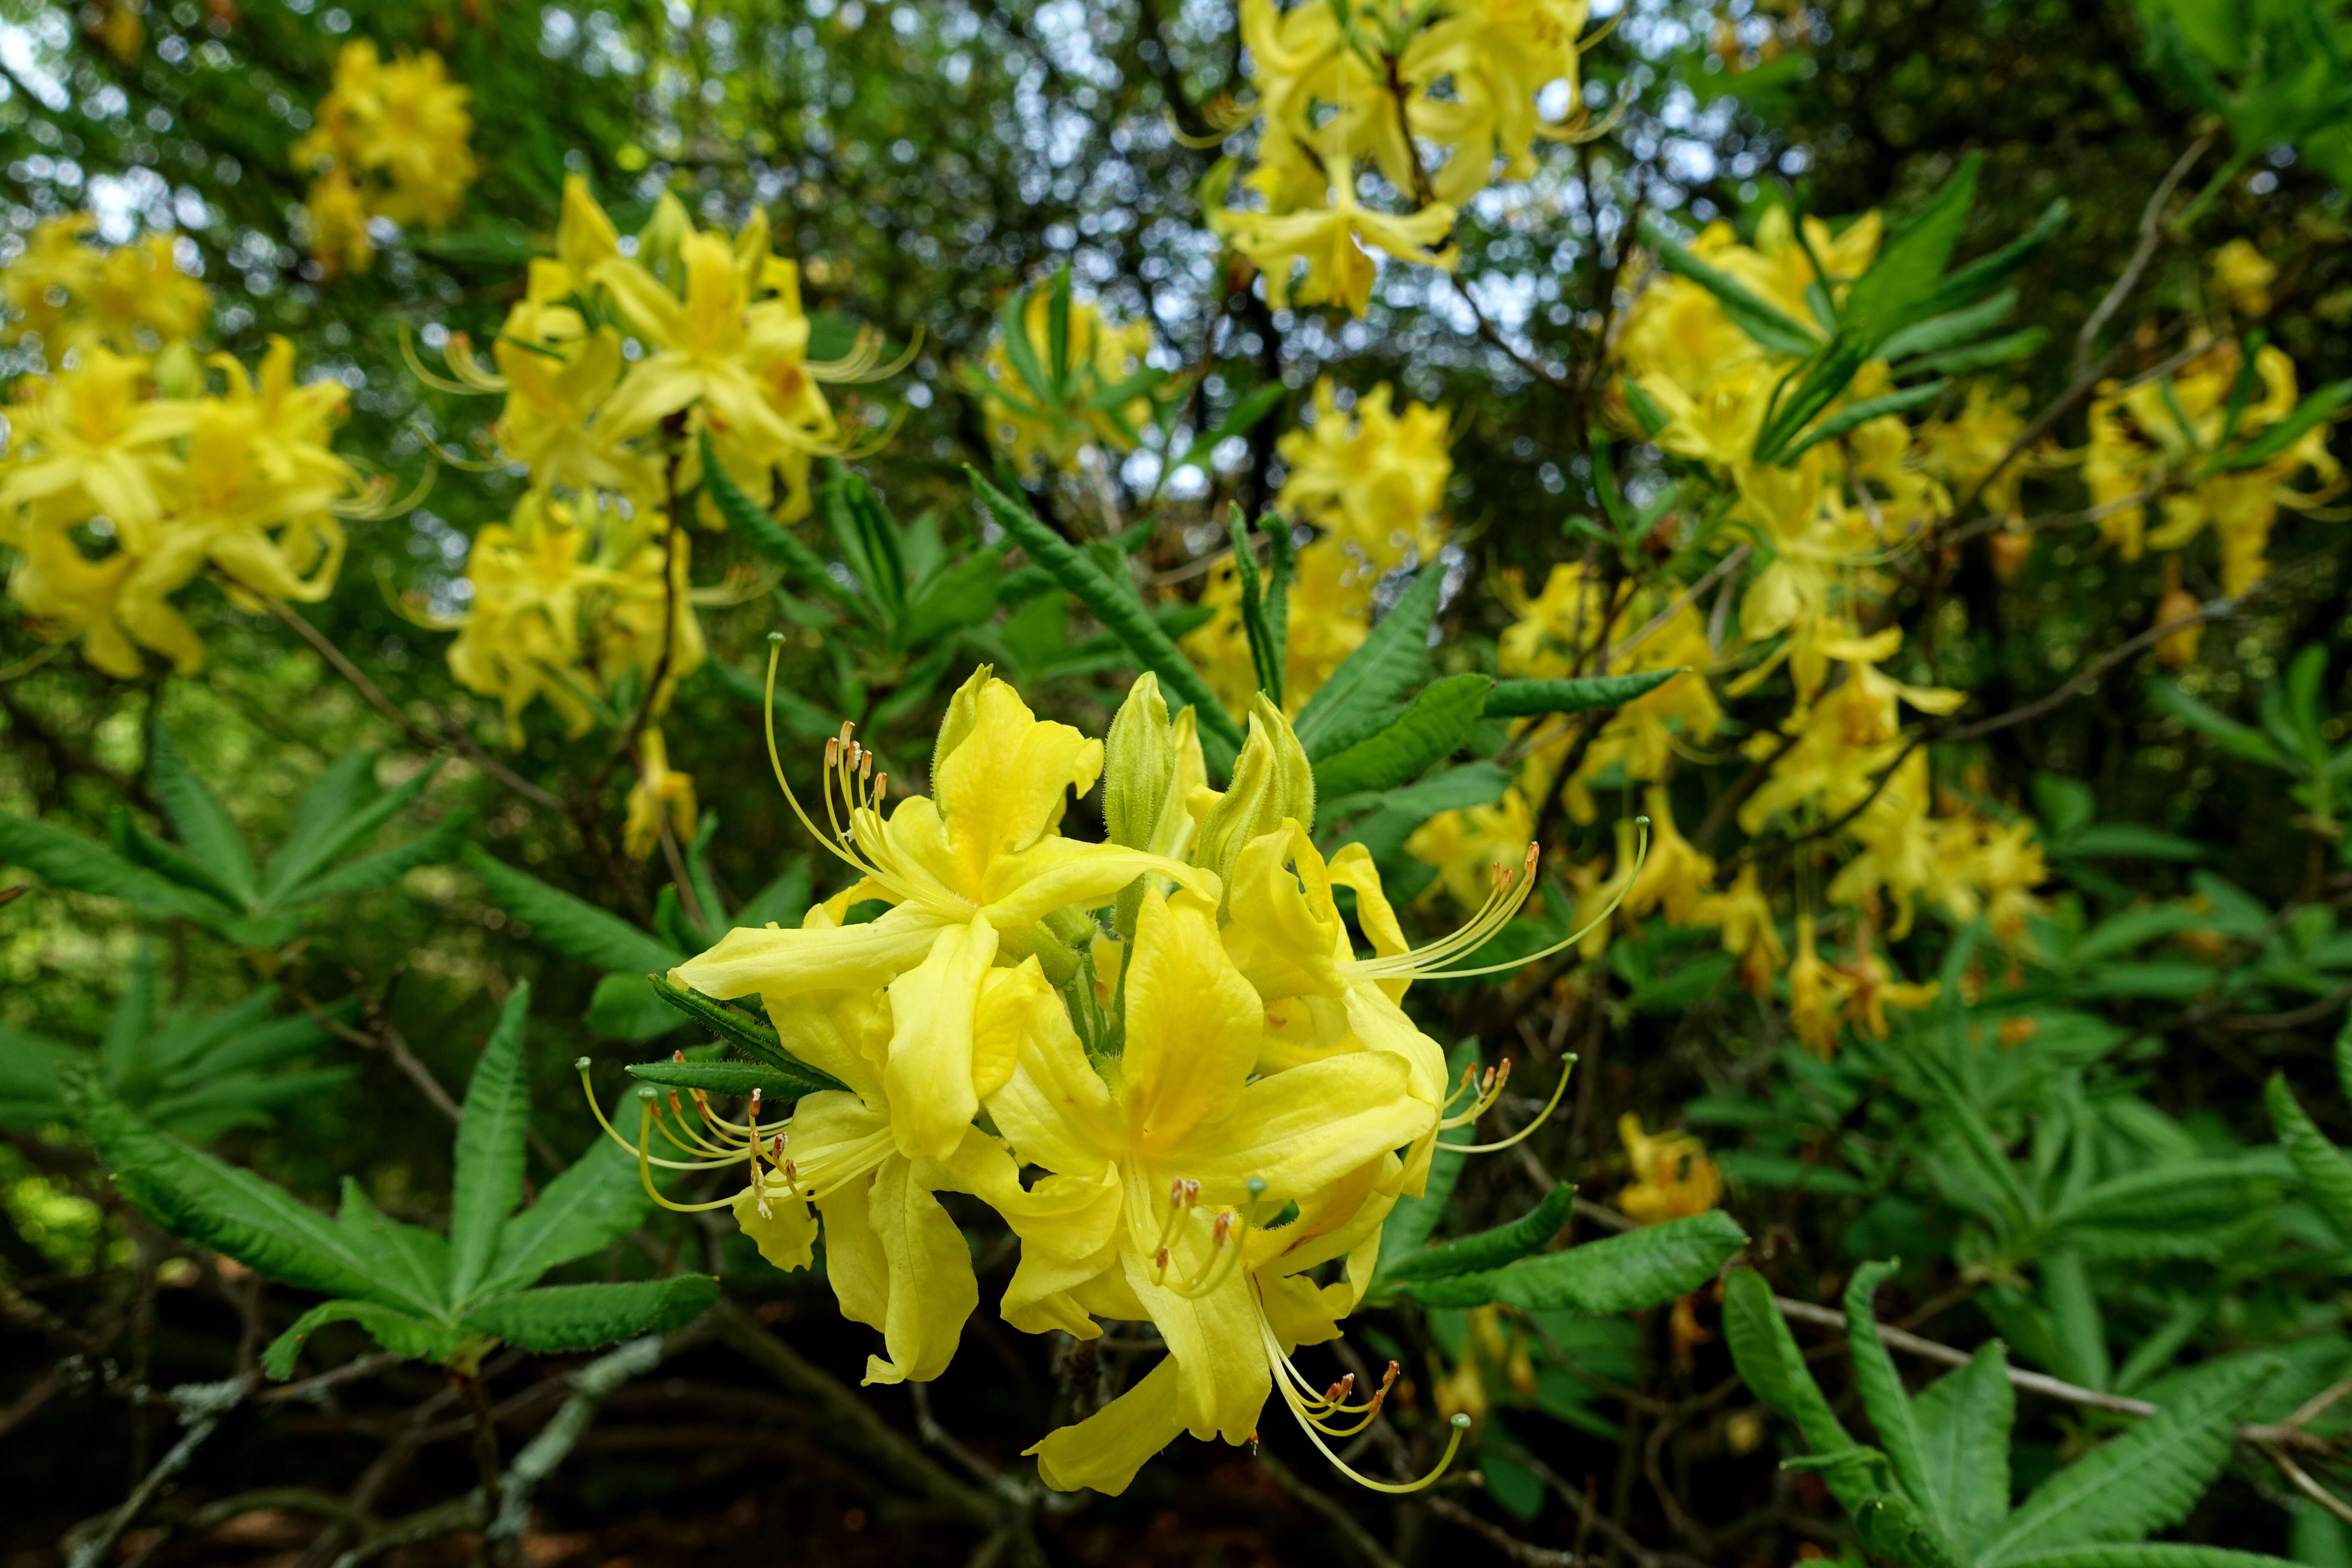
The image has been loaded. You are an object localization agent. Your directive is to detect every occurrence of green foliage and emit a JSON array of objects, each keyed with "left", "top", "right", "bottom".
[
  {"left": 1, "top": 728, "right": 465, "bottom": 948},
  {"left": 69, "top": 985, "right": 708, "bottom": 1377},
  {"left": 1726, "top": 1265, "right": 2292, "bottom": 1567}
]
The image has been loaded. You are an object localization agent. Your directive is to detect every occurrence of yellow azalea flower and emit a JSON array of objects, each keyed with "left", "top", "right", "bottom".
[
  {"left": 292, "top": 41, "right": 478, "bottom": 261},
  {"left": 983, "top": 884, "right": 1434, "bottom": 1485},
  {"left": 976, "top": 286, "right": 1158, "bottom": 473},
  {"left": 1838, "top": 923, "right": 1938, "bottom": 1039},
  {"left": 1623, "top": 786, "right": 1714, "bottom": 925},
  {"left": 1225, "top": 186, "right": 1459, "bottom": 317},
  {"left": 619, "top": 919, "right": 1043, "bottom": 1386},
  {"left": 1787, "top": 914, "right": 1853, "bottom": 1058},
  {"left": 0, "top": 218, "right": 211, "bottom": 354},
  {"left": 1021, "top": 1145, "right": 1441, "bottom": 1495},
  {"left": 1690, "top": 864, "right": 1785, "bottom": 993},
  {"left": 0, "top": 347, "right": 194, "bottom": 539},
  {"left": 1276, "top": 379, "right": 1453, "bottom": 573},
  {"left": 1914, "top": 382, "right": 2034, "bottom": 521},
  {"left": 674, "top": 669, "right": 1213, "bottom": 1160},
  {"left": 1616, "top": 1114, "right": 1723, "bottom": 1224},
  {"left": 2210, "top": 238, "right": 2277, "bottom": 318},
  {"left": 622, "top": 728, "right": 698, "bottom": 861},
  {"left": 435, "top": 493, "right": 706, "bottom": 744}
]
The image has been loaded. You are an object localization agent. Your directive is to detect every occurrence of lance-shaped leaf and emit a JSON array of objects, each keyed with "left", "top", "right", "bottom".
[
  {"left": 626, "top": 1058, "right": 836, "bottom": 1101},
  {"left": 290, "top": 809, "right": 473, "bottom": 903},
  {"left": 481, "top": 1123, "right": 659, "bottom": 1298},
  {"left": 108, "top": 809, "right": 249, "bottom": 913},
  {"left": 1980, "top": 1356, "right": 2279, "bottom": 1565},
  {"left": 2267, "top": 1069, "right": 2352, "bottom": 1245},
  {"left": 69, "top": 1069, "right": 413, "bottom": 1309},
  {"left": 1484, "top": 670, "right": 1682, "bottom": 720},
  {"left": 1879, "top": 288, "right": 2020, "bottom": 364},
  {"left": 1294, "top": 566, "right": 1446, "bottom": 759},
  {"left": 1779, "top": 379, "right": 1951, "bottom": 462},
  {"left": 1378, "top": 1185, "right": 1575, "bottom": 1285},
  {"left": 448, "top": 986, "right": 534, "bottom": 1305},
  {"left": 464, "top": 1277, "right": 718, "bottom": 1351},
  {"left": 0, "top": 810, "right": 221, "bottom": 921},
  {"left": 334, "top": 1177, "right": 450, "bottom": 1314},
  {"left": 1390, "top": 1210, "right": 1745, "bottom": 1311},
  {"left": 1918, "top": 197, "right": 2067, "bottom": 318},
  {"left": 1310, "top": 674, "right": 1494, "bottom": 805},
  {"left": 1319, "top": 761, "right": 1515, "bottom": 827},
  {"left": 968, "top": 469, "right": 1243, "bottom": 763},
  {"left": 464, "top": 848, "right": 683, "bottom": 974},
  {"left": 1911, "top": 1341, "right": 2014, "bottom": 1546},
  {"left": 1844, "top": 1260, "right": 1963, "bottom": 1557},
  {"left": 263, "top": 1300, "right": 470, "bottom": 1378},
  {"left": 255, "top": 758, "right": 447, "bottom": 908},
  {"left": 1840, "top": 153, "right": 1982, "bottom": 342},
  {"left": 1722, "top": 1268, "right": 1874, "bottom": 1511},
  {"left": 2216, "top": 379, "right": 2352, "bottom": 475},
  {"left": 646, "top": 977, "right": 848, "bottom": 1096},
  {"left": 148, "top": 722, "right": 256, "bottom": 905}
]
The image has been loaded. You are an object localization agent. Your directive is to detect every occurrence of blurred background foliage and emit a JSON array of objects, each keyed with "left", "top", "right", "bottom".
[{"left": 3, "top": 0, "right": 2352, "bottom": 1563}]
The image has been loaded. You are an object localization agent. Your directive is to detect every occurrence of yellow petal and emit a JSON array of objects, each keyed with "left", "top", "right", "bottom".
[
  {"left": 730, "top": 1179, "right": 816, "bottom": 1272},
  {"left": 971, "top": 956, "right": 1053, "bottom": 1101},
  {"left": 671, "top": 904, "right": 943, "bottom": 1003},
  {"left": 1124, "top": 1245, "right": 1267, "bottom": 1442},
  {"left": 860, "top": 1156, "right": 980, "bottom": 1385},
  {"left": 988, "top": 1001, "right": 1120, "bottom": 1174},
  {"left": 1028, "top": 1356, "right": 1187, "bottom": 1495},
  {"left": 1184, "top": 1051, "right": 1428, "bottom": 1205},
  {"left": 1121, "top": 887, "right": 1263, "bottom": 1154},
  {"left": 882, "top": 915, "right": 1001, "bottom": 1160}
]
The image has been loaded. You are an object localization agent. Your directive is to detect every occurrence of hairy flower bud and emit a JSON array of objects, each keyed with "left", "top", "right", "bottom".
[
  {"left": 1104, "top": 673, "right": 1204, "bottom": 854},
  {"left": 1195, "top": 694, "right": 1315, "bottom": 906}
]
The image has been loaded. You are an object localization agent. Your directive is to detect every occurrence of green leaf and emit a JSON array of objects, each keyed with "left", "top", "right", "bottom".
[
  {"left": 1319, "top": 761, "right": 1515, "bottom": 825},
  {"left": 1841, "top": 153, "right": 1982, "bottom": 342},
  {"left": 0, "top": 810, "right": 220, "bottom": 920},
  {"left": 1170, "top": 382, "right": 1286, "bottom": 473},
  {"left": 2217, "top": 379, "right": 2352, "bottom": 474},
  {"left": 1981, "top": 1356, "right": 2280, "bottom": 1565},
  {"left": 1778, "top": 379, "right": 1951, "bottom": 462},
  {"left": 258, "top": 754, "right": 378, "bottom": 903},
  {"left": 481, "top": 1125, "right": 655, "bottom": 1297},
  {"left": 335, "top": 1177, "right": 450, "bottom": 1315},
  {"left": 1844, "top": 1259, "right": 1960, "bottom": 1553},
  {"left": 1721, "top": 1268, "right": 1872, "bottom": 1509},
  {"left": 464, "top": 847, "right": 683, "bottom": 975},
  {"left": 1878, "top": 288, "right": 2019, "bottom": 363},
  {"left": 263, "top": 1299, "right": 468, "bottom": 1378},
  {"left": 647, "top": 977, "right": 848, "bottom": 1094},
  {"left": 99, "top": 942, "right": 160, "bottom": 1090},
  {"left": 2269, "top": 1071, "right": 2352, "bottom": 1243},
  {"left": 1376, "top": 1152, "right": 1466, "bottom": 1278},
  {"left": 1483, "top": 670, "right": 1682, "bottom": 719},
  {"left": 2044, "top": 1249, "right": 2113, "bottom": 1391},
  {"left": 1639, "top": 217, "right": 1824, "bottom": 355},
  {"left": 2049, "top": 1159, "right": 2277, "bottom": 1258},
  {"left": 588, "top": 972, "right": 690, "bottom": 1041},
  {"left": 2061, "top": 825, "right": 2204, "bottom": 861},
  {"left": 2149, "top": 682, "right": 2285, "bottom": 766},
  {"left": 1919, "top": 198, "right": 2067, "bottom": 317},
  {"left": 71, "top": 1070, "right": 404, "bottom": 1307},
  {"left": 1907, "top": 328, "right": 2052, "bottom": 377},
  {"left": 107, "top": 810, "right": 250, "bottom": 914},
  {"left": 1855, "top": 1491, "right": 1969, "bottom": 1568},
  {"left": 1754, "top": 334, "right": 1875, "bottom": 463},
  {"left": 968, "top": 469, "right": 1243, "bottom": 763},
  {"left": 1393, "top": 1210, "right": 1746, "bottom": 1312},
  {"left": 1381, "top": 1185, "right": 1574, "bottom": 1285},
  {"left": 1294, "top": 566, "right": 1446, "bottom": 759},
  {"left": 897, "top": 545, "right": 1004, "bottom": 648},
  {"left": 286, "top": 809, "right": 472, "bottom": 903},
  {"left": 255, "top": 760, "right": 444, "bottom": 909},
  {"left": 447, "top": 986, "right": 533, "bottom": 1305},
  {"left": 463, "top": 1276, "right": 718, "bottom": 1351},
  {"left": 2000, "top": 1550, "right": 2301, "bottom": 1568},
  {"left": 1911, "top": 1342, "right": 2015, "bottom": 1547},
  {"left": 701, "top": 433, "right": 873, "bottom": 623},
  {"left": 0, "top": 1025, "right": 83, "bottom": 1126},
  {"left": 1310, "top": 674, "right": 1494, "bottom": 804},
  {"left": 148, "top": 722, "right": 255, "bottom": 904}
]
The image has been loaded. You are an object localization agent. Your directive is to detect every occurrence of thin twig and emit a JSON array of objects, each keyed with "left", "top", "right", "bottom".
[
  {"left": 1427, "top": 1495, "right": 1593, "bottom": 1566},
  {"left": 1257, "top": 1448, "right": 1404, "bottom": 1568},
  {"left": 2075, "top": 133, "right": 2215, "bottom": 380},
  {"left": 1605, "top": 546, "right": 1753, "bottom": 670}
]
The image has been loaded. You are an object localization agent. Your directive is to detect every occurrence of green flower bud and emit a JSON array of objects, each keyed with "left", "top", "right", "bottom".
[
  {"left": 153, "top": 340, "right": 202, "bottom": 400},
  {"left": 1104, "top": 673, "right": 1208, "bottom": 857},
  {"left": 1195, "top": 693, "right": 1314, "bottom": 907},
  {"left": 635, "top": 190, "right": 694, "bottom": 283}
]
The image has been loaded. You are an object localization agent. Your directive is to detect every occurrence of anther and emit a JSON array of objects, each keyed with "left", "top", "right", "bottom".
[{"left": 1210, "top": 1210, "right": 1234, "bottom": 1248}]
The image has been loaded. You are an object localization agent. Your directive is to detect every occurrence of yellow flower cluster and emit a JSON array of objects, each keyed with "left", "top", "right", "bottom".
[
  {"left": 415, "top": 179, "right": 887, "bottom": 842},
  {"left": 623, "top": 670, "right": 1611, "bottom": 1494},
  {"left": 1405, "top": 207, "right": 2078, "bottom": 1052},
  {"left": 2086, "top": 331, "right": 2343, "bottom": 595},
  {"left": 0, "top": 230, "right": 364, "bottom": 678},
  {"left": 294, "top": 40, "right": 480, "bottom": 279},
  {"left": 1215, "top": 0, "right": 1593, "bottom": 314},
  {"left": 975, "top": 288, "right": 1157, "bottom": 474},
  {"left": 1187, "top": 378, "right": 1453, "bottom": 715},
  {"left": 0, "top": 216, "right": 211, "bottom": 356}
]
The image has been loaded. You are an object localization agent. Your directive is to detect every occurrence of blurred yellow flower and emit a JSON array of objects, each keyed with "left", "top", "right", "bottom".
[{"left": 1617, "top": 1114, "right": 1723, "bottom": 1224}]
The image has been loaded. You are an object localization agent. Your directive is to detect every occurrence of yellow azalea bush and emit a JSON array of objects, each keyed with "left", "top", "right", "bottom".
[{"left": 294, "top": 41, "right": 481, "bottom": 279}]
